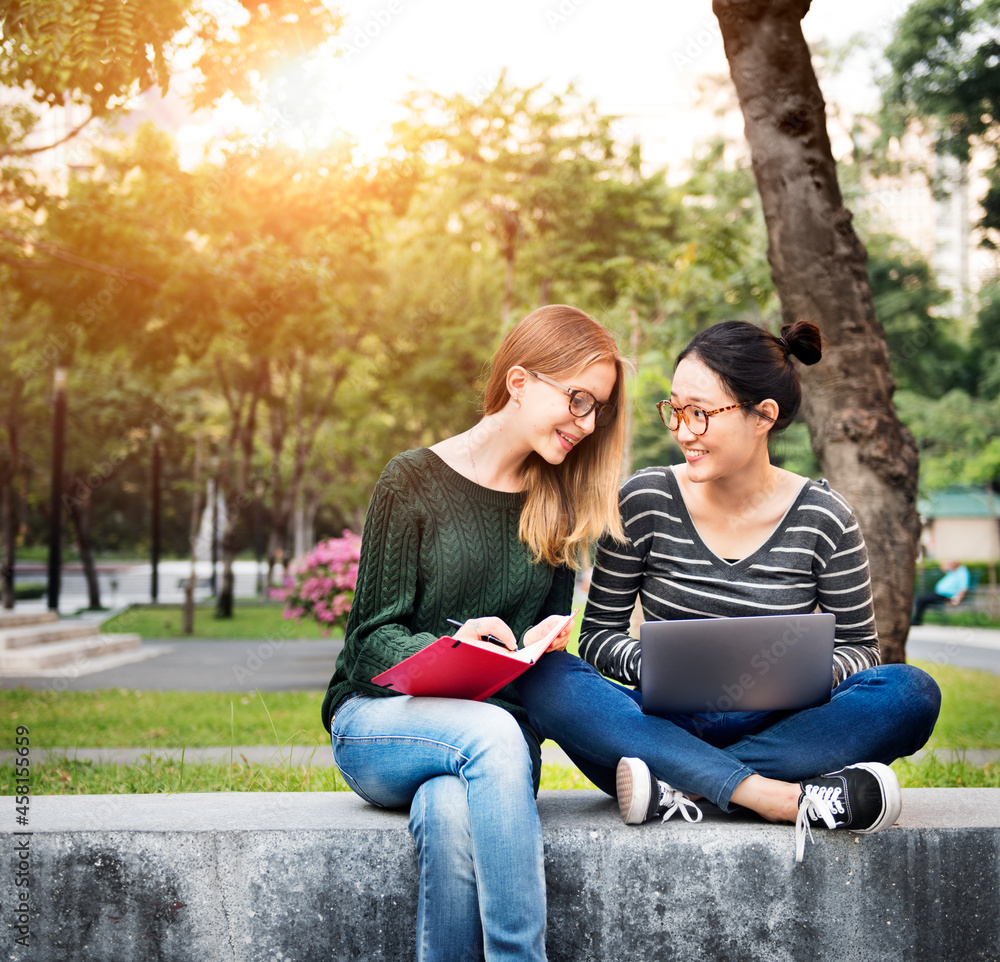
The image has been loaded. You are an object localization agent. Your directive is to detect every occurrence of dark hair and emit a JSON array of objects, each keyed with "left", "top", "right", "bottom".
[{"left": 675, "top": 320, "right": 822, "bottom": 432}]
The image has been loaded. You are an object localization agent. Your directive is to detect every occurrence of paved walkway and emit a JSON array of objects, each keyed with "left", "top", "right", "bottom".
[
  {"left": 905, "top": 623, "right": 1000, "bottom": 674},
  {"left": 3, "top": 623, "right": 998, "bottom": 692},
  {"left": 0, "top": 637, "right": 345, "bottom": 691}
]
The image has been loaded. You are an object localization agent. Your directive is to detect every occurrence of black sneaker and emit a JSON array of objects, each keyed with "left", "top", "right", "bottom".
[
  {"left": 616, "top": 757, "right": 702, "bottom": 825},
  {"left": 794, "top": 762, "right": 902, "bottom": 861}
]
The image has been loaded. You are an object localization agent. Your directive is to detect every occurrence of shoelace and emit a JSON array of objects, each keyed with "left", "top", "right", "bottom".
[
  {"left": 794, "top": 793, "right": 837, "bottom": 862},
  {"left": 660, "top": 787, "right": 703, "bottom": 824}
]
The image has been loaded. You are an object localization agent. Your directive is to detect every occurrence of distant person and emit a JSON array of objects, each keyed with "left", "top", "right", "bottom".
[
  {"left": 321, "top": 305, "right": 629, "bottom": 961},
  {"left": 912, "top": 560, "right": 971, "bottom": 625}
]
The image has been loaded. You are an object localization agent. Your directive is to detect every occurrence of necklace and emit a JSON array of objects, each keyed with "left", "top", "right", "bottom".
[{"left": 468, "top": 431, "right": 481, "bottom": 485}]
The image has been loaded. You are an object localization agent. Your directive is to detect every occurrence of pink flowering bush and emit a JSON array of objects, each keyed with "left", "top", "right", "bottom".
[{"left": 271, "top": 530, "right": 362, "bottom": 635}]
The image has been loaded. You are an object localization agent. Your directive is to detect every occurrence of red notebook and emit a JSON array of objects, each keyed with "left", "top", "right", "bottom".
[{"left": 371, "top": 611, "right": 578, "bottom": 701}]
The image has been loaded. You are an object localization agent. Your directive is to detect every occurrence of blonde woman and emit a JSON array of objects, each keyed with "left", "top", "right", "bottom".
[{"left": 321, "top": 305, "right": 628, "bottom": 962}]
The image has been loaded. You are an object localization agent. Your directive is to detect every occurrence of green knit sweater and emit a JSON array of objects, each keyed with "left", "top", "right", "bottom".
[{"left": 321, "top": 448, "right": 575, "bottom": 744}]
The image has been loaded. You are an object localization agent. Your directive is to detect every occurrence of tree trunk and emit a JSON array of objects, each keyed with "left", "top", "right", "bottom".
[
  {"left": 183, "top": 434, "right": 204, "bottom": 635},
  {"left": 216, "top": 522, "right": 236, "bottom": 619},
  {"left": 65, "top": 482, "right": 102, "bottom": 610},
  {"left": 293, "top": 489, "right": 307, "bottom": 560},
  {"left": 214, "top": 355, "right": 267, "bottom": 619},
  {"left": 1, "top": 474, "right": 14, "bottom": 610},
  {"left": 713, "top": 0, "right": 920, "bottom": 663},
  {"left": 1, "top": 380, "right": 20, "bottom": 609}
]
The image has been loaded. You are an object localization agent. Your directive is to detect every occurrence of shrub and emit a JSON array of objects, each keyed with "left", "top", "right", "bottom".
[
  {"left": 272, "top": 531, "right": 362, "bottom": 635},
  {"left": 15, "top": 582, "right": 46, "bottom": 600}
]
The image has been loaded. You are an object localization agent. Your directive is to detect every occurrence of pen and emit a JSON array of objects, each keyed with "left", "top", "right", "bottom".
[{"left": 446, "top": 618, "right": 507, "bottom": 648}]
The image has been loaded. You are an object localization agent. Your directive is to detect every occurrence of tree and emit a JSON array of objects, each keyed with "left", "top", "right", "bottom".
[
  {"left": 969, "top": 279, "right": 1000, "bottom": 396},
  {"left": 864, "top": 232, "right": 973, "bottom": 396},
  {"left": 178, "top": 142, "right": 406, "bottom": 616},
  {"left": 0, "top": 0, "right": 344, "bottom": 609},
  {"left": 0, "top": 0, "right": 342, "bottom": 152},
  {"left": 393, "top": 75, "right": 666, "bottom": 325},
  {"left": 878, "top": 0, "right": 1000, "bottom": 248},
  {"left": 713, "top": 0, "right": 921, "bottom": 663}
]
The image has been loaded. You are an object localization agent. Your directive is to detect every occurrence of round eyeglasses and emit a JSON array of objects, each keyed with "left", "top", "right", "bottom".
[
  {"left": 529, "top": 371, "right": 616, "bottom": 426},
  {"left": 657, "top": 400, "right": 755, "bottom": 436}
]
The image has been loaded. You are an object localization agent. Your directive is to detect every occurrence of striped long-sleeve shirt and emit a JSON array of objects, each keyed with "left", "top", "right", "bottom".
[{"left": 579, "top": 465, "right": 881, "bottom": 689}]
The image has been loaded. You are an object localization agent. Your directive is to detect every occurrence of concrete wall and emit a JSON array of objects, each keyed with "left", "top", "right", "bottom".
[{"left": 3, "top": 789, "right": 999, "bottom": 962}]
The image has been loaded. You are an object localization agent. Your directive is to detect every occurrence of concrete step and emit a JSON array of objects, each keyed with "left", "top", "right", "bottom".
[
  {"left": 0, "top": 632, "right": 142, "bottom": 673},
  {"left": 0, "top": 609, "right": 58, "bottom": 630},
  {"left": 0, "top": 620, "right": 100, "bottom": 650},
  {"left": 6, "top": 789, "right": 998, "bottom": 962}
]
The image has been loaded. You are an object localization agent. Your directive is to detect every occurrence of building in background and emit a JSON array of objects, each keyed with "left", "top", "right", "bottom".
[
  {"left": 919, "top": 485, "right": 1000, "bottom": 563},
  {"left": 861, "top": 131, "right": 997, "bottom": 319}
]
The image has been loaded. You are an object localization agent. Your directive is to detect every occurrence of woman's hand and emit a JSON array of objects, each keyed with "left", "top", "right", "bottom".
[
  {"left": 452, "top": 616, "right": 518, "bottom": 651},
  {"left": 524, "top": 613, "right": 575, "bottom": 652}
]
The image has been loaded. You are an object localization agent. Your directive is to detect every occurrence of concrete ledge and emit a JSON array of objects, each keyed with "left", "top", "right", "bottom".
[{"left": 3, "top": 789, "right": 999, "bottom": 961}]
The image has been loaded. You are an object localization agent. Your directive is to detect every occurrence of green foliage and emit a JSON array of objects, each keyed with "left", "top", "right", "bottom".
[
  {"left": 392, "top": 74, "right": 680, "bottom": 321},
  {"left": 0, "top": 0, "right": 343, "bottom": 119},
  {"left": 880, "top": 0, "right": 1000, "bottom": 161},
  {"left": 5, "top": 13, "right": 996, "bottom": 566},
  {"left": 896, "top": 388, "right": 1000, "bottom": 489},
  {"left": 969, "top": 280, "right": 1000, "bottom": 395},
  {"left": 0, "top": 0, "right": 185, "bottom": 114},
  {"left": 864, "top": 232, "right": 973, "bottom": 396},
  {"left": 879, "top": 0, "right": 1000, "bottom": 245}
]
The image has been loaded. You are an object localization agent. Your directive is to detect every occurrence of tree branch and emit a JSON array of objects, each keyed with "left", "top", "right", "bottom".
[
  {"left": 0, "top": 229, "right": 161, "bottom": 289},
  {"left": 0, "top": 111, "right": 98, "bottom": 159}
]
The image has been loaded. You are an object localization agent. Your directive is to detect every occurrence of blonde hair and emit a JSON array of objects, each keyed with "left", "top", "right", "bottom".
[{"left": 483, "top": 305, "right": 629, "bottom": 569}]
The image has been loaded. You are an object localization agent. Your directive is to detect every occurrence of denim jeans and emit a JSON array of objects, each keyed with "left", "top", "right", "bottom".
[
  {"left": 515, "top": 652, "right": 941, "bottom": 811},
  {"left": 330, "top": 693, "right": 547, "bottom": 962}
]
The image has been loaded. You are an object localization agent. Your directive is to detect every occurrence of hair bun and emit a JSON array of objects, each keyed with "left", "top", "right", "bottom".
[{"left": 779, "top": 321, "right": 822, "bottom": 366}]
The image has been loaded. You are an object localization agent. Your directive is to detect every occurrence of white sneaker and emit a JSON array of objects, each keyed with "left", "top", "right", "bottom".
[{"left": 616, "top": 757, "right": 702, "bottom": 825}]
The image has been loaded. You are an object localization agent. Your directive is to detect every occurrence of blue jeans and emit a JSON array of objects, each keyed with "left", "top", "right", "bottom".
[
  {"left": 515, "top": 653, "right": 941, "bottom": 811},
  {"left": 330, "top": 693, "right": 547, "bottom": 962}
]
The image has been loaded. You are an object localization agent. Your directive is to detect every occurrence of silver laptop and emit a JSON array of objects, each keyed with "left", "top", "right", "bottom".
[{"left": 640, "top": 612, "right": 836, "bottom": 715}]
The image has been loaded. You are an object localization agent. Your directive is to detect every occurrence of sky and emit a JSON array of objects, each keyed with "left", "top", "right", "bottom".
[
  {"left": 261, "top": 0, "right": 909, "bottom": 168},
  {"left": 180, "top": 0, "right": 912, "bottom": 173}
]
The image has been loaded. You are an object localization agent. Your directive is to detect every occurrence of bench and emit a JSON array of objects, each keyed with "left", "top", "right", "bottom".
[
  {"left": 915, "top": 568, "right": 986, "bottom": 621},
  {"left": 175, "top": 576, "right": 213, "bottom": 590},
  {"left": 4, "top": 789, "right": 999, "bottom": 961}
]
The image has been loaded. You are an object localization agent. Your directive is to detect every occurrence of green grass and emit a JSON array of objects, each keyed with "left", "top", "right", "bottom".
[
  {"left": 2, "top": 689, "right": 323, "bottom": 748},
  {"left": 2, "top": 658, "right": 997, "bottom": 795},
  {"left": 918, "top": 608, "right": 1000, "bottom": 629},
  {"left": 892, "top": 753, "right": 1000, "bottom": 788},
  {"left": 1, "top": 755, "right": 349, "bottom": 794},
  {"left": 101, "top": 603, "right": 334, "bottom": 640},
  {"left": 0, "top": 756, "right": 594, "bottom": 795},
  {"left": 914, "top": 660, "right": 1000, "bottom": 748}
]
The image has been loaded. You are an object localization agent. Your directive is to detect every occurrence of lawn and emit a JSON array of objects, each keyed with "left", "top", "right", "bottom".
[
  {"left": 100, "top": 603, "right": 334, "bottom": 640},
  {"left": 918, "top": 608, "right": 1000, "bottom": 629},
  {"left": 2, "top": 688, "right": 323, "bottom": 748},
  {"left": 1, "top": 659, "right": 997, "bottom": 794}
]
